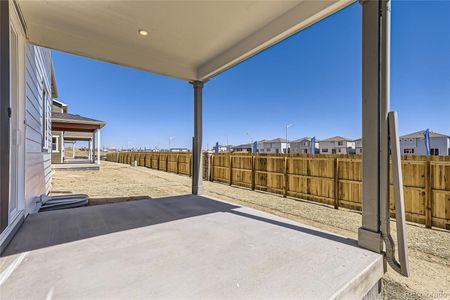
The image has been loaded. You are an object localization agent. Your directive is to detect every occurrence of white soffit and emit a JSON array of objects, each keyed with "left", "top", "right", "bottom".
[{"left": 16, "top": 0, "right": 354, "bottom": 81}]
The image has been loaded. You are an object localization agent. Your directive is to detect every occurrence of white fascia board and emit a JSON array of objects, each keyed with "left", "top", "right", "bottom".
[{"left": 197, "top": 0, "right": 355, "bottom": 81}]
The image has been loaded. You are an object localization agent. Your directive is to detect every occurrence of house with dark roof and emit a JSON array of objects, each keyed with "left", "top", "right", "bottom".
[
  {"left": 51, "top": 100, "right": 106, "bottom": 164},
  {"left": 290, "top": 137, "right": 318, "bottom": 154},
  {"left": 318, "top": 136, "right": 356, "bottom": 154},
  {"left": 257, "top": 138, "right": 289, "bottom": 154},
  {"left": 354, "top": 138, "right": 363, "bottom": 155},
  {"left": 400, "top": 130, "right": 449, "bottom": 156}
]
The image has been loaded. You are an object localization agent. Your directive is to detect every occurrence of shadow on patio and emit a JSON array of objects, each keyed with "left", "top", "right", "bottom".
[{"left": 2, "top": 194, "right": 359, "bottom": 257}]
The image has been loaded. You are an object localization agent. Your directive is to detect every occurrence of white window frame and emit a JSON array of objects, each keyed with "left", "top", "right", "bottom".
[{"left": 52, "top": 136, "right": 59, "bottom": 152}]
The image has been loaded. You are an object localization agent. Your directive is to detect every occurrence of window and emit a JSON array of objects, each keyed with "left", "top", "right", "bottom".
[
  {"left": 403, "top": 148, "right": 415, "bottom": 154},
  {"left": 41, "top": 85, "right": 49, "bottom": 151},
  {"left": 52, "top": 136, "right": 59, "bottom": 152},
  {"left": 322, "top": 148, "right": 328, "bottom": 153},
  {"left": 430, "top": 148, "right": 439, "bottom": 156},
  {"left": 338, "top": 141, "right": 344, "bottom": 146}
]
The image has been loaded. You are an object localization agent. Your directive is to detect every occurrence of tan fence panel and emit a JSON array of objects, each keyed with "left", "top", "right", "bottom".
[
  {"left": 212, "top": 154, "right": 231, "bottom": 184},
  {"left": 109, "top": 152, "right": 450, "bottom": 229},
  {"left": 255, "top": 155, "right": 284, "bottom": 195},
  {"left": 178, "top": 154, "right": 191, "bottom": 176}
]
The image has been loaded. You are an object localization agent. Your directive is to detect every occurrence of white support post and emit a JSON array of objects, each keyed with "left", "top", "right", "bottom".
[
  {"left": 96, "top": 129, "right": 101, "bottom": 165},
  {"left": 358, "top": 0, "right": 390, "bottom": 254},
  {"left": 60, "top": 132, "right": 65, "bottom": 163},
  {"left": 192, "top": 81, "right": 203, "bottom": 195},
  {"left": 88, "top": 139, "right": 92, "bottom": 161},
  {"left": 92, "top": 133, "right": 96, "bottom": 164},
  {"left": 72, "top": 142, "right": 75, "bottom": 158}
]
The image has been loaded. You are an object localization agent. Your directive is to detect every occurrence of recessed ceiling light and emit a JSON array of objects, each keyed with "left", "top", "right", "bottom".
[{"left": 138, "top": 29, "right": 148, "bottom": 36}]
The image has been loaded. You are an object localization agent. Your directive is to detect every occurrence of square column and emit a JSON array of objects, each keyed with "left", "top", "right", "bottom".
[
  {"left": 96, "top": 129, "right": 101, "bottom": 165},
  {"left": 191, "top": 81, "right": 203, "bottom": 195},
  {"left": 358, "top": 0, "right": 390, "bottom": 253},
  {"left": 60, "top": 131, "right": 65, "bottom": 163},
  {"left": 92, "top": 133, "right": 96, "bottom": 164}
]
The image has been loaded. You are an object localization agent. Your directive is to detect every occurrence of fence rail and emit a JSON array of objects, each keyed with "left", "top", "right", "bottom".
[{"left": 106, "top": 152, "right": 450, "bottom": 230}]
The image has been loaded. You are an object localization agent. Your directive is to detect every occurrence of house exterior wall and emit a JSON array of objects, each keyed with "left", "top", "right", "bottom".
[
  {"left": 400, "top": 137, "right": 449, "bottom": 156},
  {"left": 24, "top": 44, "right": 53, "bottom": 213},
  {"left": 259, "top": 142, "right": 287, "bottom": 154},
  {"left": 355, "top": 140, "right": 363, "bottom": 155},
  {"left": 290, "top": 140, "right": 318, "bottom": 154},
  {"left": 51, "top": 131, "right": 62, "bottom": 163},
  {"left": 319, "top": 141, "right": 355, "bottom": 154}
]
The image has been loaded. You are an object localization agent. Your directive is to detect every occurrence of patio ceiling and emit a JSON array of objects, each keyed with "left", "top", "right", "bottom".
[{"left": 16, "top": 0, "right": 354, "bottom": 81}]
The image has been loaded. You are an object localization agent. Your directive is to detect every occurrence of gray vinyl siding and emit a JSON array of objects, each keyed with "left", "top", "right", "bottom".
[{"left": 24, "top": 44, "right": 52, "bottom": 213}]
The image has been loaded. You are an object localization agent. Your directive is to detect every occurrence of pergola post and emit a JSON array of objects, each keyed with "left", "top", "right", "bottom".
[
  {"left": 60, "top": 131, "right": 65, "bottom": 163},
  {"left": 191, "top": 81, "right": 203, "bottom": 195},
  {"left": 0, "top": 0, "right": 11, "bottom": 232},
  {"left": 96, "top": 129, "right": 101, "bottom": 165},
  {"left": 92, "top": 133, "right": 96, "bottom": 164},
  {"left": 358, "top": 0, "right": 390, "bottom": 253}
]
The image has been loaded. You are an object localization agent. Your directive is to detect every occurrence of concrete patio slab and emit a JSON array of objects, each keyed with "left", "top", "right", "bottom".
[{"left": 0, "top": 195, "right": 383, "bottom": 299}]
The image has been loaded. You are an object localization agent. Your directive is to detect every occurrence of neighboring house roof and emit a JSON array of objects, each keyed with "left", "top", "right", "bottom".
[
  {"left": 232, "top": 143, "right": 252, "bottom": 149},
  {"left": 400, "top": 130, "right": 449, "bottom": 139},
  {"left": 319, "top": 136, "right": 353, "bottom": 142},
  {"left": 264, "top": 138, "right": 288, "bottom": 143},
  {"left": 291, "top": 137, "right": 312, "bottom": 143},
  {"left": 353, "top": 138, "right": 362, "bottom": 142},
  {"left": 52, "top": 112, "right": 106, "bottom": 127},
  {"left": 52, "top": 99, "right": 68, "bottom": 108}
]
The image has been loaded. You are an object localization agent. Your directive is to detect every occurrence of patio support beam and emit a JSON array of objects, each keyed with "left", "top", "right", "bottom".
[
  {"left": 92, "top": 133, "right": 96, "bottom": 164},
  {"left": 191, "top": 81, "right": 203, "bottom": 195},
  {"left": 60, "top": 132, "right": 65, "bottom": 163},
  {"left": 96, "top": 129, "right": 101, "bottom": 165},
  {"left": 0, "top": 0, "right": 10, "bottom": 232},
  {"left": 358, "top": 0, "right": 390, "bottom": 253}
]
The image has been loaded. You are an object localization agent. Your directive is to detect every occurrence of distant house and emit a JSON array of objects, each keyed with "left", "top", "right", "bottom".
[
  {"left": 354, "top": 138, "right": 363, "bottom": 155},
  {"left": 230, "top": 143, "right": 252, "bottom": 153},
  {"left": 319, "top": 136, "right": 356, "bottom": 154},
  {"left": 258, "top": 138, "right": 288, "bottom": 154},
  {"left": 51, "top": 99, "right": 106, "bottom": 164},
  {"left": 212, "top": 144, "right": 230, "bottom": 152},
  {"left": 170, "top": 148, "right": 189, "bottom": 152},
  {"left": 400, "top": 130, "right": 449, "bottom": 156},
  {"left": 290, "top": 137, "right": 318, "bottom": 154}
]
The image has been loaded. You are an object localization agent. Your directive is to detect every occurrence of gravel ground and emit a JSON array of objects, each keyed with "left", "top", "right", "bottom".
[{"left": 52, "top": 161, "right": 450, "bottom": 299}]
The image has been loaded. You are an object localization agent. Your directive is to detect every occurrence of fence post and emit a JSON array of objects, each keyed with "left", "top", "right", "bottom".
[
  {"left": 189, "top": 155, "right": 192, "bottom": 177},
  {"left": 334, "top": 158, "right": 339, "bottom": 209},
  {"left": 251, "top": 155, "right": 255, "bottom": 190},
  {"left": 166, "top": 154, "right": 169, "bottom": 172},
  {"left": 176, "top": 155, "right": 179, "bottom": 174},
  {"left": 283, "top": 156, "right": 288, "bottom": 198},
  {"left": 207, "top": 154, "right": 212, "bottom": 181},
  {"left": 211, "top": 155, "right": 214, "bottom": 182},
  {"left": 425, "top": 158, "right": 432, "bottom": 228},
  {"left": 229, "top": 154, "right": 233, "bottom": 186}
]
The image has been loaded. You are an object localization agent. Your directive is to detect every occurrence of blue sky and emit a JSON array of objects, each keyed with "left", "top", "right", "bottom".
[{"left": 53, "top": 1, "right": 450, "bottom": 150}]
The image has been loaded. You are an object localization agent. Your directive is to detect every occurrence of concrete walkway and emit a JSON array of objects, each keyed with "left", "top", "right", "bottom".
[{"left": 1, "top": 195, "right": 383, "bottom": 299}]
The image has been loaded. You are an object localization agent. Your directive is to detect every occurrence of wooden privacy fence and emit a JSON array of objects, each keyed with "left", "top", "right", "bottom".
[{"left": 106, "top": 152, "right": 450, "bottom": 230}]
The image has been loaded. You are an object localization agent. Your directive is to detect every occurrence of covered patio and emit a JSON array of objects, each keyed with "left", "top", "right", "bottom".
[
  {"left": 0, "top": 0, "right": 409, "bottom": 298},
  {"left": 52, "top": 112, "right": 105, "bottom": 169},
  {"left": 1, "top": 195, "right": 382, "bottom": 299}
]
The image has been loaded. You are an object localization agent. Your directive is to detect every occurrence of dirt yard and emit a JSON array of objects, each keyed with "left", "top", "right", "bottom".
[{"left": 52, "top": 161, "right": 449, "bottom": 299}]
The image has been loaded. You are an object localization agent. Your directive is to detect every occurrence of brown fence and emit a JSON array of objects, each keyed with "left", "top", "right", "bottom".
[{"left": 106, "top": 152, "right": 450, "bottom": 230}]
